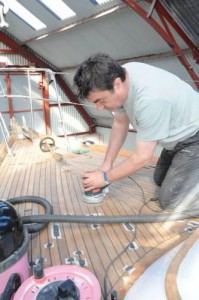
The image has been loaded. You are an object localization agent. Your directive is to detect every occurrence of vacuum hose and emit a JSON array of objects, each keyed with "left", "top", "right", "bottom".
[
  {"left": 7, "top": 196, "right": 199, "bottom": 227},
  {"left": 22, "top": 210, "right": 199, "bottom": 224},
  {"left": 8, "top": 196, "right": 53, "bottom": 233}
]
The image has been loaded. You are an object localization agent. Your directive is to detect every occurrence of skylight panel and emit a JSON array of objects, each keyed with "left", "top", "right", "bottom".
[
  {"left": 38, "top": 0, "right": 76, "bottom": 20},
  {"left": 8, "top": 0, "right": 46, "bottom": 30},
  {"left": 90, "top": 0, "right": 112, "bottom": 4},
  {"left": 96, "top": 0, "right": 110, "bottom": 3}
]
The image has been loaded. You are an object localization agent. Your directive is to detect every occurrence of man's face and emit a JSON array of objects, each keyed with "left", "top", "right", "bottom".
[
  {"left": 86, "top": 89, "right": 119, "bottom": 111},
  {"left": 86, "top": 78, "right": 126, "bottom": 111}
]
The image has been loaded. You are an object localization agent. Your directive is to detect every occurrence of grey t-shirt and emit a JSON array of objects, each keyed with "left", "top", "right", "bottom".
[{"left": 122, "top": 62, "right": 199, "bottom": 150}]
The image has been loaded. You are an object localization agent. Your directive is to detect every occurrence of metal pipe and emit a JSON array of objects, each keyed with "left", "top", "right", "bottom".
[
  {"left": 27, "top": 71, "right": 34, "bottom": 131},
  {"left": 49, "top": 70, "right": 70, "bottom": 148}
]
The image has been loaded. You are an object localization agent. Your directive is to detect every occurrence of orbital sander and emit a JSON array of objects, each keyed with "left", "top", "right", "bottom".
[
  {"left": 82, "top": 171, "right": 110, "bottom": 204},
  {"left": 83, "top": 185, "right": 109, "bottom": 204}
]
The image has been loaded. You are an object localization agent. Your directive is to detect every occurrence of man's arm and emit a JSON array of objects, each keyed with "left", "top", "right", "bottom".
[
  {"left": 107, "top": 140, "right": 157, "bottom": 182},
  {"left": 83, "top": 139, "right": 157, "bottom": 191},
  {"left": 100, "top": 111, "right": 130, "bottom": 171}
]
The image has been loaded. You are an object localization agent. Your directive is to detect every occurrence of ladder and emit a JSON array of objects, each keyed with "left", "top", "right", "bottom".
[{"left": 0, "top": 112, "right": 13, "bottom": 156}]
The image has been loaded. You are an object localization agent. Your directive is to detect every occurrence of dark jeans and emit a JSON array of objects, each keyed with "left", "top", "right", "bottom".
[{"left": 153, "top": 131, "right": 199, "bottom": 210}]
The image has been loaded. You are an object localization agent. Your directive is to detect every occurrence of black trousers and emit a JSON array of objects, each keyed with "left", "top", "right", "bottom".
[{"left": 153, "top": 131, "right": 199, "bottom": 210}]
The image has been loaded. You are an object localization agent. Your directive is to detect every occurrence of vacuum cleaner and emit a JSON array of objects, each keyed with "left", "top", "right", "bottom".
[
  {"left": 0, "top": 198, "right": 101, "bottom": 300},
  {"left": 0, "top": 199, "right": 29, "bottom": 299}
]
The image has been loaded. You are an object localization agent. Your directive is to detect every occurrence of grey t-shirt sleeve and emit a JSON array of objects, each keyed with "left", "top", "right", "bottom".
[{"left": 136, "top": 100, "right": 172, "bottom": 141}]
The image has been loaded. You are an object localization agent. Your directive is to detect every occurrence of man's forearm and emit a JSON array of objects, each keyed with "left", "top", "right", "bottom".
[
  {"left": 103, "top": 113, "right": 129, "bottom": 167},
  {"left": 106, "top": 140, "right": 157, "bottom": 183},
  {"left": 107, "top": 153, "right": 148, "bottom": 182}
]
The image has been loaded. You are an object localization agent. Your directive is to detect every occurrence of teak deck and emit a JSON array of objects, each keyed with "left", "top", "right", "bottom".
[{"left": 0, "top": 138, "right": 196, "bottom": 299}]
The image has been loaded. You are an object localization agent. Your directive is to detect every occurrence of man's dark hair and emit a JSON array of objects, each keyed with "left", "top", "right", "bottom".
[{"left": 73, "top": 53, "right": 126, "bottom": 99}]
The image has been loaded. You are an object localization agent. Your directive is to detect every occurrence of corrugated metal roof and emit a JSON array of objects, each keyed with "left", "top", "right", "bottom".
[
  {"left": 5, "top": 0, "right": 121, "bottom": 42},
  {"left": 25, "top": 5, "right": 184, "bottom": 69},
  {"left": 160, "top": 0, "right": 199, "bottom": 45},
  {"left": 4, "top": 1, "right": 189, "bottom": 69}
]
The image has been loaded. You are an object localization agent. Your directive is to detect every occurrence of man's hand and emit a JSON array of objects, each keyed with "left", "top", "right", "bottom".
[{"left": 83, "top": 170, "right": 105, "bottom": 191}]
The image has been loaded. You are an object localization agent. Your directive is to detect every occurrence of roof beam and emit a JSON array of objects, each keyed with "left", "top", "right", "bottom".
[
  {"left": 0, "top": 31, "right": 95, "bottom": 132},
  {"left": 122, "top": 0, "right": 199, "bottom": 90}
]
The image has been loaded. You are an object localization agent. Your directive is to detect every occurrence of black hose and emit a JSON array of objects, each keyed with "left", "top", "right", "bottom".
[
  {"left": 8, "top": 196, "right": 53, "bottom": 233},
  {"left": 1, "top": 273, "right": 21, "bottom": 300},
  {"left": 21, "top": 209, "right": 199, "bottom": 224},
  {"left": 8, "top": 196, "right": 199, "bottom": 227}
]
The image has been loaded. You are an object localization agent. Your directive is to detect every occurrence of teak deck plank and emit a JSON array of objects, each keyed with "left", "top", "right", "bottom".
[{"left": 0, "top": 139, "right": 193, "bottom": 300}]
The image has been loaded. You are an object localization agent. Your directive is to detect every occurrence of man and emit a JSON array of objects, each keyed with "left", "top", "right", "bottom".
[{"left": 74, "top": 53, "right": 199, "bottom": 210}]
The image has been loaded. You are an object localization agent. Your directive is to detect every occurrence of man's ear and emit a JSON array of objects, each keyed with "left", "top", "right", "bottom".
[{"left": 114, "top": 77, "right": 123, "bottom": 90}]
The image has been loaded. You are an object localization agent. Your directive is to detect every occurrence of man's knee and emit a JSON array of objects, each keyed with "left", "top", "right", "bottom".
[
  {"left": 153, "top": 171, "right": 162, "bottom": 187},
  {"left": 159, "top": 181, "right": 199, "bottom": 211},
  {"left": 153, "top": 149, "right": 175, "bottom": 187},
  {"left": 158, "top": 188, "right": 176, "bottom": 210}
]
